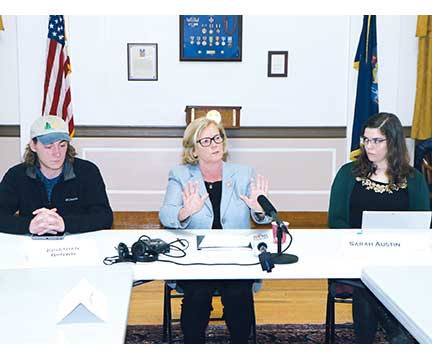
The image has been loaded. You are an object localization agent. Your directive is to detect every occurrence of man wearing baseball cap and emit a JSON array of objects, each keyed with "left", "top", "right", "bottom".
[{"left": 0, "top": 115, "right": 113, "bottom": 235}]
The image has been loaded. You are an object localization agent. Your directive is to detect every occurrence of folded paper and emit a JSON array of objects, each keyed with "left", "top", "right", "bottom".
[{"left": 56, "top": 278, "right": 108, "bottom": 324}]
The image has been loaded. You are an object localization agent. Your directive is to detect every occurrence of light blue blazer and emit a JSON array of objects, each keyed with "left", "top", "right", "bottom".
[{"left": 159, "top": 162, "right": 271, "bottom": 229}]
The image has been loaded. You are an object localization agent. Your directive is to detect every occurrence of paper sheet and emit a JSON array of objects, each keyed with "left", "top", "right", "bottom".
[{"left": 197, "top": 231, "right": 272, "bottom": 250}]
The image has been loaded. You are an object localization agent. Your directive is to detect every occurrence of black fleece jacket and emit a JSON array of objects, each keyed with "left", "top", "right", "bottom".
[{"left": 0, "top": 158, "right": 113, "bottom": 235}]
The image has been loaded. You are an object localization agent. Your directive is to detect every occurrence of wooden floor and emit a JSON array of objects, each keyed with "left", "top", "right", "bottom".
[{"left": 127, "top": 279, "right": 353, "bottom": 325}]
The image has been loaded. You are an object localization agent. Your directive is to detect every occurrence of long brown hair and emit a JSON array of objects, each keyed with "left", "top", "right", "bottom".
[
  {"left": 23, "top": 139, "right": 77, "bottom": 166},
  {"left": 353, "top": 112, "right": 413, "bottom": 185}
]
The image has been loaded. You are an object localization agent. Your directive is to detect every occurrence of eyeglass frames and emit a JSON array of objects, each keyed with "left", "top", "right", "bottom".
[
  {"left": 197, "top": 133, "right": 224, "bottom": 147},
  {"left": 360, "top": 136, "right": 387, "bottom": 146}
]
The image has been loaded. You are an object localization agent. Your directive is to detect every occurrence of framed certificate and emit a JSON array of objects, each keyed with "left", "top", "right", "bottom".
[
  {"left": 127, "top": 43, "right": 158, "bottom": 81},
  {"left": 268, "top": 51, "right": 288, "bottom": 77},
  {"left": 180, "top": 15, "right": 242, "bottom": 61}
]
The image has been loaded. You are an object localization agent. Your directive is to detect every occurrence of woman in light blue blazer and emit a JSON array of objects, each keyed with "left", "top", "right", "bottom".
[{"left": 159, "top": 116, "right": 271, "bottom": 343}]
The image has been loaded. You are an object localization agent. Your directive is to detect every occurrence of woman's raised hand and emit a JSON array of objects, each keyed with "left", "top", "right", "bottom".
[
  {"left": 240, "top": 174, "right": 269, "bottom": 212},
  {"left": 178, "top": 180, "right": 209, "bottom": 221}
]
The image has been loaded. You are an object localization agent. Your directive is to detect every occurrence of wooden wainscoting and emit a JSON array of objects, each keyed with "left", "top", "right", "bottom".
[{"left": 112, "top": 211, "right": 352, "bottom": 325}]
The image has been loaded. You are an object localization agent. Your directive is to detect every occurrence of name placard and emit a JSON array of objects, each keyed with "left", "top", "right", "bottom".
[
  {"left": 46, "top": 245, "right": 81, "bottom": 258},
  {"left": 347, "top": 239, "right": 403, "bottom": 249},
  {"left": 24, "top": 238, "right": 99, "bottom": 267},
  {"left": 341, "top": 231, "right": 432, "bottom": 265}
]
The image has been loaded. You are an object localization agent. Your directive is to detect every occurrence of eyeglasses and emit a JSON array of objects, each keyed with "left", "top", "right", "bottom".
[
  {"left": 360, "top": 136, "right": 387, "bottom": 146},
  {"left": 197, "top": 134, "right": 224, "bottom": 147}
]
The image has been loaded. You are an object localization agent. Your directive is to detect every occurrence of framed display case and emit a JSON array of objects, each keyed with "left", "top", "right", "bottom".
[{"left": 180, "top": 15, "right": 242, "bottom": 61}]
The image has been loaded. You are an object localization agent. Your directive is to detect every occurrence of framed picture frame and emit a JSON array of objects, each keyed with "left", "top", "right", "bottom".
[
  {"left": 267, "top": 51, "right": 288, "bottom": 77},
  {"left": 180, "top": 15, "right": 242, "bottom": 61},
  {"left": 127, "top": 43, "right": 158, "bottom": 81}
]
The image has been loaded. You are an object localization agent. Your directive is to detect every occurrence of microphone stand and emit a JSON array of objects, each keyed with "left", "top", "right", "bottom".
[{"left": 271, "top": 223, "right": 299, "bottom": 265}]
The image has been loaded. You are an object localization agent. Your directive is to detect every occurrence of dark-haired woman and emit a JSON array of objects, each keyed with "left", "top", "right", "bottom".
[{"left": 328, "top": 112, "right": 430, "bottom": 343}]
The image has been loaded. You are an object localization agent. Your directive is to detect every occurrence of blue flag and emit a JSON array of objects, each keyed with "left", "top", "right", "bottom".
[{"left": 350, "top": 15, "right": 379, "bottom": 160}]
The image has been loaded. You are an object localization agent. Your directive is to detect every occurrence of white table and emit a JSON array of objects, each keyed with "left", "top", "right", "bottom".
[
  {"left": 1, "top": 228, "right": 431, "bottom": 280},
  {"left": 361, "top": 265, "right": 432, "bottom": 344},
  {"left": 0, "top": 264, "right": 133, "bottom": 344},
  {"left": 1, "top": 228, "right": 431, "bottom": 344}
]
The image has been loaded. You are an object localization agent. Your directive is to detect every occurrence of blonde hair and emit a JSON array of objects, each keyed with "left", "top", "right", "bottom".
[
  {"left": 181, "top": 117, "right": 229, "bottom": 165},
  {"left": 23, "top": 140, "right": 77, "bottom": 166}
]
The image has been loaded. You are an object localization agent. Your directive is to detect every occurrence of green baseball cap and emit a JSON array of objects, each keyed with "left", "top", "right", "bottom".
[{"left": 30, "top": 115, "right": 71, "bottom": 145}]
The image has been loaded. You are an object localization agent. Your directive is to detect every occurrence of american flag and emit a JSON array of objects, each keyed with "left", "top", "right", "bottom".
[{"left": 42, "top": 15, "right": 75, "bottom": 136}]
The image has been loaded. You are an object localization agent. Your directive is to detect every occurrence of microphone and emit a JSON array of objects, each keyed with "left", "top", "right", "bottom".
[
  {"left": 250, "top": 239, "right": 269, "bottom": 257},
  {"left": 250, "top": 239, "right": 274, "bottom": 272},
  {"left": 256, "top": 241, "right": 268, "bottom": 253},
  {"left": 257, "top": 195, "right": 288, "bottom": 233},
  {"left": 256, "top": 194, "right": 299, "bottom": 266},
  {"left": 259, "top": 251, "right": 275, "bottom": 273}
]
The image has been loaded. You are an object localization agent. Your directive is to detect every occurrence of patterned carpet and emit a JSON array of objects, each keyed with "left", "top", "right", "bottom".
[{"left": 125, "top": 323, "right": 390, "bottom": 344}]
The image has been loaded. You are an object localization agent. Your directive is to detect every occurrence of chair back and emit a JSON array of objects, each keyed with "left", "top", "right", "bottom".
[
  {"left": 422, "top": 151, "right": 432, "bottom": 188},
  {"left": 331, "top": 282, "right": 353, "bottom": 299}
]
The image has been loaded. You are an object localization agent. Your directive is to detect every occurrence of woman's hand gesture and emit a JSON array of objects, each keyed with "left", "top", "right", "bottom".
[
  {"left": 178, "top": 180, "right": 209, "bottom": 221},
  {"left": 240, "top": 174, "right": 269, "bottom": 212}
]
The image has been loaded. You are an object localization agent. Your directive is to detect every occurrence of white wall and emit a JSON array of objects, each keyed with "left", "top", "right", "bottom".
[
  {"left": 0, "top": 15, "right": 419, "bottom": 134},
  {"left": 68, "top": 15, "right": 351, "bottom": 127},
  {"left": 0, "top": 16, "right": 19, "bottom": 124},
  {"left": 0, "top": 15, "right": 421, "bottom": 211}
]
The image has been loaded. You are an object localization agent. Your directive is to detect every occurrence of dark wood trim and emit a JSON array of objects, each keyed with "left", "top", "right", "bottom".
[
  {"left": 403, "top": 127, "right": 412, "bottom": 137},
  {"left": 74, "top": 126, "right": 348, "bottom": 138},
  {"left": 112, "top": 211, "right": 329, "bottom": 230},
  {"left": 227, "top": 127, "right": 346, "bottom": 138},
  {"left": 0, "top": 125, "right": 19, "bottom": 137},
  {"left": 0, "top": 125, "right": 413, "bottom": 139},
  {"left": 75, "top": 126, "right": 186, "bottom": 138}
]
